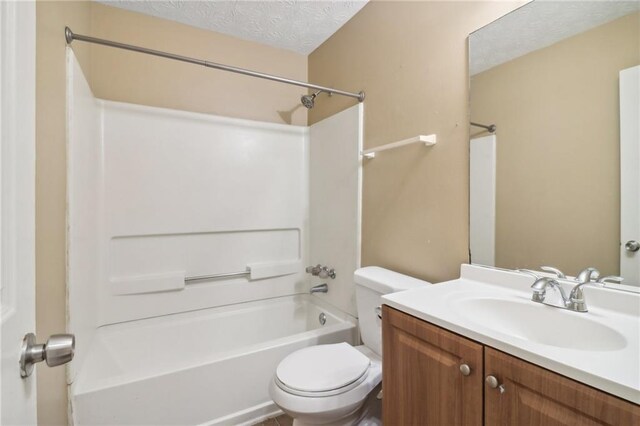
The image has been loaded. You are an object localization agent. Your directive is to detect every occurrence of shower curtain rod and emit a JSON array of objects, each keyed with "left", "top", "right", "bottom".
[
  {"left": 470, "top": 122, "right": 496, "bottom": 133},
  {"left": 64, "top": 27, "right": 365, "bottom": 102}
]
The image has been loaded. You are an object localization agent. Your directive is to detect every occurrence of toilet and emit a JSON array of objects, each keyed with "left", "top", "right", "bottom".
[{"left": 269, "top": 266, "right": 430, "bottom": 425}]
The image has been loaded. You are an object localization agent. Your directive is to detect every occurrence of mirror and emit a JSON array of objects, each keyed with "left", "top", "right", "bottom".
[{"left": 469, "top": 1, "right": 640, "bottom": 286}]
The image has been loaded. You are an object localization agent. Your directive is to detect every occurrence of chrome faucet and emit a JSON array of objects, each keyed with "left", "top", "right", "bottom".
[
  {"left": 306, "top": 264, "right": 336, "bottom": 279},
  {"left": 520, "top": 266, "right": 599, "bottom": 312},
  {"left": 523, "top": 266, "right": 620, "bottom": 313},
  {"left": 310, "top": 283, "right": 328, "bottom": 294}
]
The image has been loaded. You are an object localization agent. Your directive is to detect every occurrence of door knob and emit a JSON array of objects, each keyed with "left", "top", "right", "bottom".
[
  {"left": 20, "top": 333, "right": 75, "bottom": 378},
  {"left": 625, "top": 240, "right": 640, "bottom": 252}
]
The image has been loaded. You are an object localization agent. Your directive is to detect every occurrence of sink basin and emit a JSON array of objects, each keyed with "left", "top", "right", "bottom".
[{"left": 451, "top": 297, "right": 627, "bottom": 351}]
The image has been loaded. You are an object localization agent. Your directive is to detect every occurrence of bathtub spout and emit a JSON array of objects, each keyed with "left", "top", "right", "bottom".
[{"left": 310, "top": 283, "right": 328, "bottom": 294}]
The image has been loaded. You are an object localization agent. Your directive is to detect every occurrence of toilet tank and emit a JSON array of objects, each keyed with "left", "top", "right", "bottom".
[{"left": 354, "top": 267, "right": 430, "bottom": 356}]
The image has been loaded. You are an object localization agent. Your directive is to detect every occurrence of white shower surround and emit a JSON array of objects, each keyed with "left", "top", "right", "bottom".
[{"left": 66, "top": 49, "right": 363, "bottom": 425}]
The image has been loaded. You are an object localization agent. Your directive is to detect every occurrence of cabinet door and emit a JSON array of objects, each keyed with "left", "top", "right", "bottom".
[
  {"left": 485, "top": 347, "right": 640, "bottom": 425},
  {"left": 382, "top": 306, "right": 483, "bottom": 426}
]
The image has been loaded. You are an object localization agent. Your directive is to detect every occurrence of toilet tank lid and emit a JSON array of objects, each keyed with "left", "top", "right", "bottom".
[{"left": 354, "top": 266, "right": 431, "bottom": 294}]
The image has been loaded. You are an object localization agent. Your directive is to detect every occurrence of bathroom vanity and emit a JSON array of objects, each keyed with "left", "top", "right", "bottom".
[{"left": 381, "top": 265, "right": 640, "bottom": 425}]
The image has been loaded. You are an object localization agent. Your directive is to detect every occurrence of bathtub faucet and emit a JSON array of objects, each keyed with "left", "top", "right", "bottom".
[{"left": 310, "top": 283, "right": 328, "bottom": 294}]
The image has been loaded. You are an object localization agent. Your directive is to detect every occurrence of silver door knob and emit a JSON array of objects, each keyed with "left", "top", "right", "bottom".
[
  {"left": 625, "top": 240, "right": 640, "bottom": 252},
  {"left": 20, "top": 333, "right": 75, "bottom": 378},
  {"left": 460, "top": 364, "right": 471, "bottom": 376},
  {"left": 485, "top": 375, "right": 506, "bottom": 393}
]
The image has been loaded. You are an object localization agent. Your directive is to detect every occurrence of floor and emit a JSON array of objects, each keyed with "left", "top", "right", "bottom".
[{"left": 254, "top": 414, "right": 293, "bottom": 426}]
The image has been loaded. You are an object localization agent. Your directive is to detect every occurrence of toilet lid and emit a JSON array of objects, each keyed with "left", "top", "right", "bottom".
[{"left": 276, "top": 343, "right": 370, "bottom": 393}]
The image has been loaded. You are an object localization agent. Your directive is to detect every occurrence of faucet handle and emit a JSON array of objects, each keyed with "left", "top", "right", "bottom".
[
  {"left": 596, "top": 275, "right": 624, "bottom": 285},
  {"left": 575, "top": 267, "right": 600, "bottom": 284},
  {"left": 529, "top": 277, "right": 554, "bottom": 302},
  {"left": 318, "top": 268, "right": 328, "bottom": 279},
  {"left": 540, "top": 266, "right": 566, "bottom": 279},
  {"left": 306, "top": 264, "right": 322, "bottom": 276},
  {"left": 517, "top": 269, "right": 541, "bottom": 279},
  {"left": 318, "top": 267, "right": 336, "bottom": 279}
]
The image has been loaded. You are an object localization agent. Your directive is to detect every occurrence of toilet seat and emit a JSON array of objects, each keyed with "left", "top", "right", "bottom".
[
  {"left": 275, "top": 370, "right": 369, "bottom": 398},
  {"left": 275, "top": 343, "right": 371, "bottom": 397}
]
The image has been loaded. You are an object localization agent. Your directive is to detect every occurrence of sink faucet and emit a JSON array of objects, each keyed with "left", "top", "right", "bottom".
[{"left": 521, "top": 266, "right": 613, "bottom": 313}]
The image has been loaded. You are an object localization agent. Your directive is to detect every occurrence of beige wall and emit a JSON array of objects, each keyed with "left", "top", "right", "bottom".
[
  {"left": 89, "top": 2, "right": 308, "bottom": 125},
  {"left": 471, "top": 13, "right": 640, "bottom": 276},
  {"left": 35, "top": 2, "right": 307, "bottom": 424},
  {"left": 309, "top": 1, "right": 522, "bottom": 283}
]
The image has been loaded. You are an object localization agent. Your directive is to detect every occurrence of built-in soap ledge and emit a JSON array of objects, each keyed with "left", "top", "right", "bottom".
[
  {"left": 246, "top": 260, "right": 301, "bottom": 280},
  {"left": 111, "top": 260, "right": 301, "bottom": 295}
]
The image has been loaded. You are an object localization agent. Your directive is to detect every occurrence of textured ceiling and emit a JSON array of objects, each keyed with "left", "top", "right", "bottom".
[
  {"left": 470, "top": 1, "right": 640, "bottom": 75},
  {"left": 95, "top": 0, "right": 368, "bottom": 55}
]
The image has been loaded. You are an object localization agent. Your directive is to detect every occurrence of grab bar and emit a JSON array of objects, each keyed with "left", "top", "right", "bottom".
[
  {"left": 185, "top": 270, "right": 249, "bottom": 282},
  {"left": 184, "top": 260, "right": 301, "bottom": 283}
]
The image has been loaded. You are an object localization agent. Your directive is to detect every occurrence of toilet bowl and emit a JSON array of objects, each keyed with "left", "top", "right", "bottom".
[
  {"left": 269, "top": 344, "right": 381, "bottom": 426},
  {"left": 269, "top": 267, "right": 429, "bottom": 425}
]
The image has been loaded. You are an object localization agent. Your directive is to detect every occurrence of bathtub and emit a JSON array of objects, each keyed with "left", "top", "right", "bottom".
[{"left": 71, "top": 295, "right": 358, "bottom": 425}]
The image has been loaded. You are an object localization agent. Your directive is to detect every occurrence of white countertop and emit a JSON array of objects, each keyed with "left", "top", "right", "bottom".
[{"left": 382, "top": 264, "right": 640, "bottom": 404}]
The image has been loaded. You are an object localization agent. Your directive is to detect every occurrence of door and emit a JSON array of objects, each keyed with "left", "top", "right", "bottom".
[
  {"left": 382, "top": 306, "right": 483, "bottom": 426},
  {"left": 484, "top": 348, "right": 640, "bottom": 425},
  {"left": 1, "top": 1, "right": 37, "bottom": 424},
  {"left": 620, "top": 65, "right": 640, "bottom": 285}
]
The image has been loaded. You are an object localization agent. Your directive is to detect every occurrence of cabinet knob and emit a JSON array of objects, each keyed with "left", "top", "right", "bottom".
[
  {"left": 459, "top": 364, "right": 471, "bottom": 376},
  {"left": 485, "top": 375, "right": 506, "bottom": 393}
]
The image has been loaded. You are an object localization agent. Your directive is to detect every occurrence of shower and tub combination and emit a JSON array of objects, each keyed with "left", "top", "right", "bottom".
[{"left": 66, "top": 30, "right": 365, "bottom": 425}]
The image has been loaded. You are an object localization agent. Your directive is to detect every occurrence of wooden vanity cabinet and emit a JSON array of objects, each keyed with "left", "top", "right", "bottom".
[
  {"left": 382, "top": 306, "right": 640, "bottom": 426},
  {"left": 382, "top": 305, "right": 483, "bottom": 426},
  {"left": 485, "top": 347, "right": 640, "bottom": 426}
]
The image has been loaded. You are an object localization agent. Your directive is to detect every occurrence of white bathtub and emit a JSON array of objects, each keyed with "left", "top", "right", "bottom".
[{"left": 71, "top": 295, "right": 358, "bottom": 425}]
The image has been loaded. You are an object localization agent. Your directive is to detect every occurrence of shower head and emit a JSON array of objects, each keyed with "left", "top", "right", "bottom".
[{"left": 301, "top": 90, "right": 323, "bottom": 109}]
